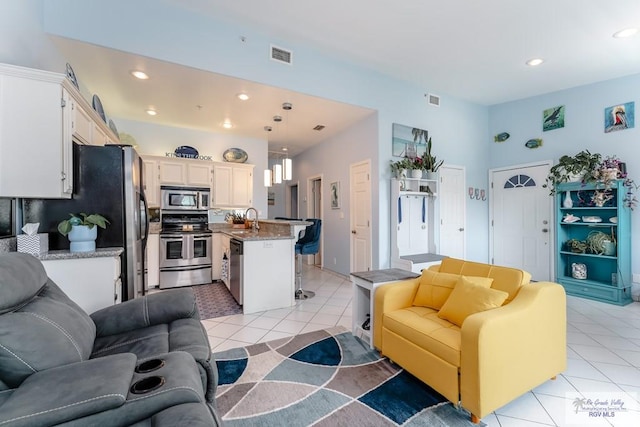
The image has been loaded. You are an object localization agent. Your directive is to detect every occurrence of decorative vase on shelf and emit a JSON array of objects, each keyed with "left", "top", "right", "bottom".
[
  {"left": 410, "top": 169, "right": 422, "bottom": 179},
  {"left": 400, "top": 168, "right": 408, "bottom": 179},
  {"left": 426, "top": 171, "right": 438, "bottom": 180},
  {"left": 563, "top": 191, "right": 573, "bottom": 208},
  {"left": 67, "top": 225, "right": 98, "bottom": 252}
]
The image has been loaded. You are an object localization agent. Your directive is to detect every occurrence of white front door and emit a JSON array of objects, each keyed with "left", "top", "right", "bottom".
[
  {"left": 490, "top": 162, "right": 552, "bottom": 280},
  {"left": 350, "top": 160, "right": 372, "bottom": 272},
  {"left": 439, "top": 165, "right": 466, "bottom": 258}
]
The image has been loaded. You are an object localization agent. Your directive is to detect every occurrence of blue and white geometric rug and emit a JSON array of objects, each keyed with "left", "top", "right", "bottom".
[{"left": 213, "top": 326, "right": 484, "bottom": 426}]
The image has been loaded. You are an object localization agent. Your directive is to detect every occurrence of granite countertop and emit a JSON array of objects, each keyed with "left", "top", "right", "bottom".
[
  {"left": 35, "top": 247, "right": 124, "bottom": 261},
  {"left": 218, "top": 229, "right": 295, "bottom": 241}
]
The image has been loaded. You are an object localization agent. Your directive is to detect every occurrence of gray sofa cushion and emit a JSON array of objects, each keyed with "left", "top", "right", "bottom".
[
  {"left": 0, "top": 252, "right": 47, "bottom": 314},
  {"left": 0, "top": 270, "right": 96, "bottom": 388}
]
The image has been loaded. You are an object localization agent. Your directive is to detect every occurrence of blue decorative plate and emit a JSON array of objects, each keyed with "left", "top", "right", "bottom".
[
  {"left": 66, "top": 63, "right": 79, "bottom": 90},
  {"left": 92, "top": 94, "right": 106, "bottom": 122},
  {"left": 175, "top": 146, "right": 199, "bottom": 159},
  {"left": 108, "top": 119, "right": 119, "bottom": 138},
  {"left": 223, "top": 148, "right": 248, "bottom": 163}
]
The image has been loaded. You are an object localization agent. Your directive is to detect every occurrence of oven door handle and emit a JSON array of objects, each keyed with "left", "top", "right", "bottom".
[{"left": 185, "top": 234, "right": 194, "bottom": 260}]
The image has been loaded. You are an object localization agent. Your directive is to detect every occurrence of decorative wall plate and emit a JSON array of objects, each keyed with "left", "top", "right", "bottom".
[
  {"left": 66, "top": 63, "right": 79, "bottom": 90},
  {"left": 223, "top": 148, "right": 248, "bottom": 163},
  {"left": 92, "top": 94, "right": 106, "bottom": 122}
]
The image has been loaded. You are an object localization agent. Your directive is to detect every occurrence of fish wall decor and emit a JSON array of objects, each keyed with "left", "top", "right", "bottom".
[
  {"left": 494, "top": 132, "right": 510, "bottom": 143},
  {"left": 524, "top": 138, "right": 543, "bottom": 149}
]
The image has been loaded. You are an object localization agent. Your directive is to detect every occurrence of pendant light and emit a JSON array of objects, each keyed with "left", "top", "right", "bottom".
[
  {"left": 272, "top": 163, "right": 282, "bottom": 184},
  {"left": 264, "top": 169, "right": 272, "bottom": 187},
  {"left": 282, "top": 102, "right": 293, "bottom": 180}
]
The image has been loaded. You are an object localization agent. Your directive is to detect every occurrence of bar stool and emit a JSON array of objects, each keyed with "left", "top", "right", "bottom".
[{"left": 294, "top": 219, "right": 321, "bottom": 300}]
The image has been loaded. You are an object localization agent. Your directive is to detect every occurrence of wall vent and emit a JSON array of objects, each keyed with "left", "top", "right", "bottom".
[
  {"left": 427, "top": 93, "right": 441, "bottom": 107},
  {"left": 313, "top": 125, "right": 326, "bottom": 131},
  {"left": 270, "top": 45, "right": 293, "bottom": 65}
]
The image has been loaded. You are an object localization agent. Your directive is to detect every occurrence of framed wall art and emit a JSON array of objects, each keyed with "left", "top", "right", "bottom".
[
  {"left": 605, "top": 102, "right": 635, "bottom": 133},
  {"left": 330, "top": 181, "right": 340, "bottom": 209}
]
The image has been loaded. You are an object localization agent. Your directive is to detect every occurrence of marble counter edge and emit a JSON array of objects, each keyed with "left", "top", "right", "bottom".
[{"left": 35, "top": 247, "right": 124, "bottom": 261}]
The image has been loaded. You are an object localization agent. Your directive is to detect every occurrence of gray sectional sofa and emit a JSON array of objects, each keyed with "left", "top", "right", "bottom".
[{"left": 0, "top": 252, "right": 221, "bottom": 426}]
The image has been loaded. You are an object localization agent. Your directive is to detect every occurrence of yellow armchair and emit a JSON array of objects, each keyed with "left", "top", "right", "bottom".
[{"left": 373, "top": 259, "right": 566, "bottom": 423}]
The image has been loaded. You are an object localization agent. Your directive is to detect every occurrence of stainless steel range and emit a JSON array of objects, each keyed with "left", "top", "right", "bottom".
[{"left": 159, "top": 211, "right": 212, "bottom": 289}]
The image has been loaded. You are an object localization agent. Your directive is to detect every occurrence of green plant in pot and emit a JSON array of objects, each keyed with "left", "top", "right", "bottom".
[
  {"left": 421, "top": 137, "right": 444, "bottom": 177},
  {"left": 544, "top": 150, "right": 602, "bottom": 195},
  {"left": 389, "top": 157, "right": 413, "bottom": 178},
  {"left": 58, "top": 213, "right": 109, "bottom": 252},
  {"left": 586, "top": 230, "right": 616, "bottom": 256}
]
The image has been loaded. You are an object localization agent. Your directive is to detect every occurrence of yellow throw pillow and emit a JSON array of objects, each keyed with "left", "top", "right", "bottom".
[
  {"left": 413, "top": 271, "right": 494, "bottom": 310},
  {"left": 437, "top": 276, "right": 508, "bottom": 327}
]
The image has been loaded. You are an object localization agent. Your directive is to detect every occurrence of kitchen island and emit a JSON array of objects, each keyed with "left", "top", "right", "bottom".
[{"left": 218, "top": 219, "right": 310, "bottom": 314}]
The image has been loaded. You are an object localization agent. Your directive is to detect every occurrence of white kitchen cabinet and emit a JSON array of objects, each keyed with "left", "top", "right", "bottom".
[
  {"left": 41, "top": 255, "right": 121, "bottom": 314},
  {"left": 211, "top": 232, "right": 222, "bottom": 281},
  {"left": 146, "top": 233, "right": 160, "bottom": 289},
  {"left": 212, "top": 162, "right": 254, "bottom": 208},
  {"left": 91, "top": 122, "right": 109, "bottom": 146},
  {"left": 159, "top": 159, "right": 187, "bottom": 185},
  {"left": 187, "top": 162, "right": 213, "bottom": 187},
  {"left": 71, "top": 99, "right": 92, "bottom": 145},
  {"left": 143, "top": 158, "right": 160, "bottom": 207},
  {"left": 0, "top": 63, "right": 118, "bottom": 198}
]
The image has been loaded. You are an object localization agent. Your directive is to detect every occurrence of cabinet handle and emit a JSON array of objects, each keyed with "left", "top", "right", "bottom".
[{"left": 352, "top": 230, "right": 356, "bottom": 234}]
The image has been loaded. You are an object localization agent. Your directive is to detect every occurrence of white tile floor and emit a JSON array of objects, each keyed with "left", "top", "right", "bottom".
[{"left": 202, "top": 265, "right": 640, "bottom": 426}]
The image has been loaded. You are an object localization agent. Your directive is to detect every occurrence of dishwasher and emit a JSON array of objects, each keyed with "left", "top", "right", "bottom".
[{"left": 229, "top": 239, "right": 243, "bottom": 305}]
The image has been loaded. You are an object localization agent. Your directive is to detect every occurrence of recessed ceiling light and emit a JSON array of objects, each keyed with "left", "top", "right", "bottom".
[
  {"left": 282, "top": 147, "right": 288, "bottom": 152},
  {"left": 222, "top": 121, "right": 233, "bottom": 129},
  {"left": 236, "top": 93, "right": 250, "bottom": 101},
  {"left": 146, "top": 109, "right": 157, "bottom": 116},
  {"left": 613, "top": 28, "right": 638, "bottom": 38},
  {"left": 526, "top": 58, "right": 544, "bottom": 66},
  {"left": 130, "top": 70, "right": 149, "bottom": 80}
]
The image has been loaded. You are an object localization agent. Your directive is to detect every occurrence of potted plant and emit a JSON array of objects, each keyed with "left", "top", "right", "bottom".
[
  {"left": 596, "top": 155, "right": 638, "bottom": 210},
  {"left": 544, "top": 150, "right": 602, "bottom": 195},
  {"left": 586, "top": 230, "right": 616, "bottom": 256},
  {"left": 421, "top": 137, "right": 444, "bottom": 178},
  {"left": 57, "top": 213, "right": 109, "bottom": 252},
  {"left": 390, "top": 157, "right": 413, "bottom": 179}
]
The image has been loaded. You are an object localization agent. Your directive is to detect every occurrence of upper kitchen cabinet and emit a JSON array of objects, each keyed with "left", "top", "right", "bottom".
[
  {"left": 150, "top": 156, "right": 213, "bottom": 188},
  {"left": 0, "top": 63, "right": 118, "bottom": 198},
  {"left": 212, "top": 162, "right": 254, "bottom": 208},
  {"left": 143, "top": 158, "right": 160, "bottom": 207}
]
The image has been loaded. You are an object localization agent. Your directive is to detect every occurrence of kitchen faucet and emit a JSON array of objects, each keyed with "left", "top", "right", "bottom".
[{"left": 245, "top": 207, "right": 260, "bottom": 231}]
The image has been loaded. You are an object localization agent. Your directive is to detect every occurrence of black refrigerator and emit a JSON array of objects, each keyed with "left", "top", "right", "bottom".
[{"left": 23, "top": 143, "right": 149, "bottom": 301}]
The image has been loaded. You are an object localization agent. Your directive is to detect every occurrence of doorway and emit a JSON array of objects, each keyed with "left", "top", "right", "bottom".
[
  {"left": 490, "top": 162, "right": 553, "bottom": 281},
  {"left": 350, "top": 160, "right": 372, "bottom": 272},
  {"left": 439, "top": 165, "right": 466, "bottom": 259},
  {"left": 287, "top": 183, "right": 299, "bottom": 219},
  {"left": 307, "top": 176, "right": 323, "bottom": 267}
]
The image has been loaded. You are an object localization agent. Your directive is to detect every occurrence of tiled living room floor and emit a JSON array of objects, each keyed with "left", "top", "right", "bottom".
[{"left": 202, "top": 265, "right": 640, "bottom": 426}]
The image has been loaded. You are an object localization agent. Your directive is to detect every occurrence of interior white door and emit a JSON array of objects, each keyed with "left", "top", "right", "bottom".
[
  {"left": 491, "top": 163, "right": 552, "bottom": 280},
  {"left": 350, "top": 160, "right": 372, "bottom": 272},
  {"left": 439, "top": 166, "right": 466, "bottom": 258}
]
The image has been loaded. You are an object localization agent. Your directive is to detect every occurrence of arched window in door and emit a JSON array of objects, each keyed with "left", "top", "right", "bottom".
[{"left": 504, "top": 174, "right": 536, "bottom": 189}]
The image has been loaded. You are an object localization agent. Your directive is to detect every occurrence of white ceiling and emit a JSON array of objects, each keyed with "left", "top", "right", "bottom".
[{"left": 50, "top": 0, "right": 640, "bottom": 156}]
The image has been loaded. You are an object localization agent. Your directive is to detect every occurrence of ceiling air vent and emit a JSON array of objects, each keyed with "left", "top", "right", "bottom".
[
  {"left": 313, "top": 125, "right": 326, "bottom": 131},
  {"left": 270, "top": 45, "right": 293, "bottom": 65},
  {"left": 427, "top": 93, "right": 441, "bottom": 107}
]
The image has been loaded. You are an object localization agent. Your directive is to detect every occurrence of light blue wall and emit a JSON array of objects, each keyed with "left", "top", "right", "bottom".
[
  {"left": 489, "top": 73, "right": 640, "bottom": 278},
  {"left": 0, "top": 0, "right": 65, "bottom": 71},
  {"left": 40, "top": 0, "right": 492, "bottom": 270}
]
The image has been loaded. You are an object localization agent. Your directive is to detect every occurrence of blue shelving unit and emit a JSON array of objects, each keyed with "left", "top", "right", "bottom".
[{"left": 555, "top": 180, "right": 632, "bottom": 305}]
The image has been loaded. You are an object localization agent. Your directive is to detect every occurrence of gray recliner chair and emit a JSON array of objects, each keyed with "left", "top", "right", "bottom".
[{"left": 0, "top": 252, "right": 221, "bottom": 426}]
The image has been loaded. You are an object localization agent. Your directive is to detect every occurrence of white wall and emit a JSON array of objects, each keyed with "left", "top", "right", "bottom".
[
  {"left": 489, "top": 73, "right": 640, "bottom": 282},
  {"left": 117, "top": 118, "right": 269, "bottom": 217}
]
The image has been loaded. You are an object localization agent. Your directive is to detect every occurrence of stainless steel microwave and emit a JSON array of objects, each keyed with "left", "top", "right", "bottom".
[{"left": 160, "top": 186, "right": 210, "bottom": 211}]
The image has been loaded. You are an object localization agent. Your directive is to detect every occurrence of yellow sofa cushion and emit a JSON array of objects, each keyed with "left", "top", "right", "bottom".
[
  {"left": 435, "top": 257, "right": 531, "bottom": 302},
  {"left": 437, "top": 277, "right": 509, "bottom": 327},
  {"left": 384, "top": 306, "right": 461, "bottom": 367},
  {"left": 413, "top": 270, "right": 493, "bottom": 310}
]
